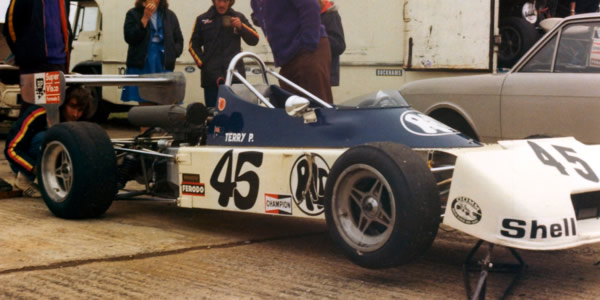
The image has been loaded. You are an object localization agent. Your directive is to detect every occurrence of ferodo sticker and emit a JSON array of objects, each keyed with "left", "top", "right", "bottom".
[
  {"left": 181, "top": 182, "right": 205, "bottom": 196},
  {"left": 400, "top": 111, "right": 458, "bottom": 136},
  {"left": 265, "top": 194, "right": 293, "bottom": 215},
  {"left": 451, "top": 196, "right": 482, "bottom": 225}
]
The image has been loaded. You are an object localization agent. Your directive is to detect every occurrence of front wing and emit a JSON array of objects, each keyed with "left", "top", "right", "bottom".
[{"left": 444, "top": 137, "right": 600, "bottom": 250}]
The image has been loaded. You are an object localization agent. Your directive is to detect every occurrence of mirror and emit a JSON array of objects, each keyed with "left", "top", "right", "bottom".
[{"left": 285, "top": 95, "right": 310, "bottom": 117}]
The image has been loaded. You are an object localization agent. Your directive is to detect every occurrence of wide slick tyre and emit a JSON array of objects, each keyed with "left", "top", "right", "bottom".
[
  {"left": 325, "top": 142, "right": 440, "bottom": 269},
  {"left": 38, "top": 122, "right": 117, "bottom": 219}
]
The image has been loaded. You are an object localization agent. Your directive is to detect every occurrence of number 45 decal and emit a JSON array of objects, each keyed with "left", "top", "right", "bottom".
[
  {"left": 210, "top": 150, "right": 264, "bottom": 210},
  {"left": 528, "top": 141, "right": 599, "bottom": 183}
]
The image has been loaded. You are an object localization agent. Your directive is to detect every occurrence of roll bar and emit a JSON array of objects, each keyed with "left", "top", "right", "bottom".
[{"left": 225, "top": 52, "right": 333, "bottom": 109}]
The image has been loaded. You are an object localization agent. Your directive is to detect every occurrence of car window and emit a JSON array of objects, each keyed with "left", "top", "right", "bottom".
[
  {"left": 520, "top": 35, "right": 557, "bottom": 72},
  {"left": 73, "top": 6, "right": 99, "bottom": 40},
  {"left": 555, "top": 22, "right": 600, "bottom": 73}
]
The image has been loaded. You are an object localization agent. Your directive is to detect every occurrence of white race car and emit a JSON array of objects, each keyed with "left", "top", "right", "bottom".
[{"left": 31, "top": 53, "right": 600, "bottom": 298}]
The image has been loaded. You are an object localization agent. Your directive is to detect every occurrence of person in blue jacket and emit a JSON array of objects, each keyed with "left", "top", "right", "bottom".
[{"left": 121, "top": 0, "right": 183, "bottom": 103}]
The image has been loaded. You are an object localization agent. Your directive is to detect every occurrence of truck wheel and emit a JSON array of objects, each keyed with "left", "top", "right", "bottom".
[
  {"left": 38, "top": 122, "right": 117, "bottom": 219},
  {"left": 498, "top": 17, "right": 539, "bottom": 68},
  {"left": 325, "top": 142, "right": 441, "bottom": 269}
]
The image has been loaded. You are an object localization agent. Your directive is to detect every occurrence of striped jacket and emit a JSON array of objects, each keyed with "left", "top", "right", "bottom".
[
  {"left": 3, "top": 0, "right": 72, "bottom": 72},
  {"left": 189, "top": 6, "right": 259, "bottom": 88},
  {"left": 4, "top": 105, "right": 47, "bottom": 177}
]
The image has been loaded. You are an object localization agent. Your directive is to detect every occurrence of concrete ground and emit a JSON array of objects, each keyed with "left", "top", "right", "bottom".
[{"left": 1, "top": 119, "right": 600, "bottom": 299}]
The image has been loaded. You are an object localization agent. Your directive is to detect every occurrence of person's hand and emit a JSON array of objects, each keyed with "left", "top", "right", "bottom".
[
  {"left": 141, "top": 0, "right": 158, "bottom": 27},
  {"left": 231, "top": 17, "right": 242, "bottom": 30}
]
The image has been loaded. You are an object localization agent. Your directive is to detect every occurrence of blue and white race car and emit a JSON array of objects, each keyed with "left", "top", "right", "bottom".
[{"left": 34, "top": 53, "right": 600, "bottom": 295}]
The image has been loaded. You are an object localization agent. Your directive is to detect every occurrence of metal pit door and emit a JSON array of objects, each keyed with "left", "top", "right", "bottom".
[{"left": 404, "top": 0, "right": 497, "bottom": 71}]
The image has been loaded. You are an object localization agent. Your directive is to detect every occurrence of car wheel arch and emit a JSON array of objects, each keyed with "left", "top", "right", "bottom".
[{"left": 426, "top": 106, "right": 480, "bottom": 141}]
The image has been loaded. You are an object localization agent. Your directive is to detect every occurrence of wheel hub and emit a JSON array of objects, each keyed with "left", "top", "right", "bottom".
[{"left": 362, "top": 196, "right": 379, "bottom": 217}]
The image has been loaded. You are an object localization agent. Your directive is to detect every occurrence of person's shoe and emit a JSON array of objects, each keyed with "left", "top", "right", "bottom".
[{"left": 13, "top": 172, "right": 41, "bottom": 198}]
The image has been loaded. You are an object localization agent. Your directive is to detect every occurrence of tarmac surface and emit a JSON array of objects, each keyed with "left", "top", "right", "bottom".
[{"left": 1, "top": 119, "right": 600, "bottom": 299}]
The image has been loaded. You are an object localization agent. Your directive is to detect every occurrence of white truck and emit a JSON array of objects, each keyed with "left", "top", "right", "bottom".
[{"left": 3, "top": 0, "right": 546, "bottom": 120}]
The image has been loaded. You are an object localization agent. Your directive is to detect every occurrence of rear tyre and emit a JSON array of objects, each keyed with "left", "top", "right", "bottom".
[
  {"left": 498, "top": 17, "right": 539, "bottom": 68},
  {"left": 325, "top": 142, "right": 440, "bottom": 269},
  {"left": 38, "top": 122, "right": 117, "bottom": 219}
]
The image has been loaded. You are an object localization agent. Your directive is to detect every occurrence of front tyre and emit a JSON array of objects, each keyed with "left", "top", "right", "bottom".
[
  {"left": 38, "top": 122, "right": 117, "bottom": 219},
  {"left": 325, "top": 142, "right": 440, "bottom": 269}
]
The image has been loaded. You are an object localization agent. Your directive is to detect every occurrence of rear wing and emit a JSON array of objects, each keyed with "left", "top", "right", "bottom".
[{"left": 19, "top": 71, "right": 186, "bottom": 125}]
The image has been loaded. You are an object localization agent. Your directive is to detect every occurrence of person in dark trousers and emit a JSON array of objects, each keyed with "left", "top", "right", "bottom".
[
  {"left": 122, "top": 0, "right": 183, "bottom": 104},
  {"left": 3, "top": 0, "right": 73, "bottom": 114},
  {"left": 251, "top": 0, "right": 334, "bottom": 104},
  {"left": 189, "top": 0, "right": 259, "bottom": 108},
  {"left": 319, "top": 0, "right": 345, "bottom": 87},
  {"left": 4, "top": 86, "right": 93, "bottom": 197}
]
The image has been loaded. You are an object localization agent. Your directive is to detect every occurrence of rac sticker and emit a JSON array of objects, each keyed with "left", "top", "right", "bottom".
[
  {"left": 290, "top": 153, "right": 329, "bottom": 216},
  {"left": 400, "top": 111, "right": 458, "bottom": 136}
]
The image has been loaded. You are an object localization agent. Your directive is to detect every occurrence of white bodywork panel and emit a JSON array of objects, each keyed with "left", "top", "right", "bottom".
[
  {"left": 174, "top": 138, "right": 600, "bottom": 251},
  {"left": 176, "top": 147, "right": 346, "bottom": 219},
  {"left": 444, "top": 138, "right": 600, "bottom": 250},
  {"left": 404, "top": 0, "right": 496, "bottom": 70}
]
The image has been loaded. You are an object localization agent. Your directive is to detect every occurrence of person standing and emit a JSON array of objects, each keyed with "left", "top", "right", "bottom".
[
  {"left": 189, "top": 0, "right": 259, "bottom": 108},
  {"left": 319, "top": 0, "right": 345, "bottom": 87},
  {"left": 3, "top": 0, "right": 71, "bottom": 74},
  {"left": 122, "top": 0, "right": 183, "bottom": 104},
  {"left": 3, "top": 0, "right": 72, "bottom": 113},
  {"left": 251, "top": 0, "right": 334, "bottom": 104}
]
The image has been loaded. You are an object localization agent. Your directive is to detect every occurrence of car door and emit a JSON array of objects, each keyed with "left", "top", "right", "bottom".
[{"left": 500, "top": 20, "right": 600, "bottom": 144}]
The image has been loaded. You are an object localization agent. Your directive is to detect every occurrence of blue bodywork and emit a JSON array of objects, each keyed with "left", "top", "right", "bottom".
[{"left": 207, "top": 85, "right": 480, "bottom": 149}]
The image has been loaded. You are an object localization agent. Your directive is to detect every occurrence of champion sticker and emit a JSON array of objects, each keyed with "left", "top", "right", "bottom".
[
  {"left": 181, "top": 182, "right": 205, "bottom": 196},
  {"left": 451, "top": 196, "right": 482, "bottom": 225},
  {"left": 400, "top": 111, "right": 459, "bottom": 136},
  {"left": 218, "top": 97, "right": 226, "bottom": 111},
  {"left": 265, "top": 194, "right": 293, "bottom": 215}
]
